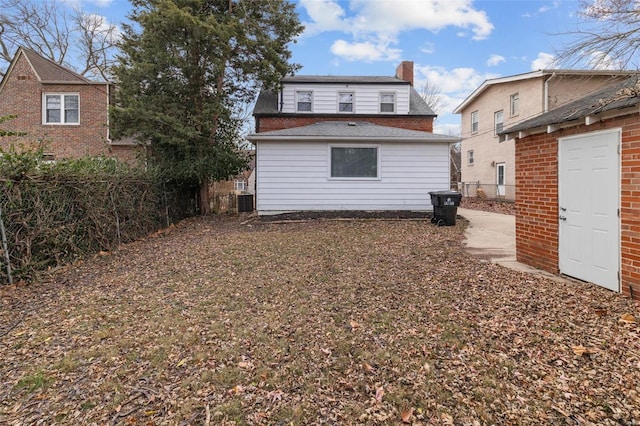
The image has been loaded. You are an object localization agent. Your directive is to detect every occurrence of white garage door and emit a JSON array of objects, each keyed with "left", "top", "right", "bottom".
[{"left": 559, "top": 129, "right": 620, "bottom": 292}]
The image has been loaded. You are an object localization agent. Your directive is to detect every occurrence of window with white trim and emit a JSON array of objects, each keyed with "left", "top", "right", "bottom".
[
  {"left": 467, "top": 150, "right": 474, "bottom": 166},
  {"left": 510, "top": 93, "right": 519, "bottom": 116},
  {"left": 380, "top": 92, "right": 395, "bottom": 113},
  {"left": 494, "top": 110, "right": 504, "bottom": 135},
  {"left": 471, "top": 110, "right": 478, "bottom": 134},
  {"left": 330, "top": 146, "right": 378, "bottom": 178},
  {"left": 338, "top": 92, "right": 354, "bottom": 112},
  {"left": 296, "top": 91, "right": 312, "bottom": 112},
  {"left": 44, "top": 94, "right": 79, "bottom": 124},
  {"left": 234, "top": 180, "right": 246, "bottom": 192}
]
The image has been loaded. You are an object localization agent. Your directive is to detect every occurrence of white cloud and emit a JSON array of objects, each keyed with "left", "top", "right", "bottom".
[
  {"left": 531, "top": 52, "right": 557, "bottom": 70},
  {"left": 486, "top": 54, "right": 506, "bottom": 67},
  {"left": 421, "top": 42, "right": 435, "bottom": 54},
  {"left": 434, "top": 122, "right": 462, "bottom": 137},
  {"left": 587, "top": 50, "right": 623, "bottom": 70},
  {"left": 299, "top": 0, "right": 494, "bottom": 61},
  {"left": 414, "top": 65, "right": 496, "bottom": 95},
  {"left": 330, "top": 39, "right": 401, "bottom": 62},
  {"left": 538, "top": 1, "right": 561, "bottom": 13}
]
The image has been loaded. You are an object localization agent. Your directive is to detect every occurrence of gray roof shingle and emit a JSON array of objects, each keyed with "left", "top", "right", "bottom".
[
  {"left": 22, "top": 48, "right": 91, "bottom": 84},
  {"left": 504, "top": 75, "right": 640, "bottom": 134},
  {"left": 248, "top": 121, "right": 459, "bottom": 142}
]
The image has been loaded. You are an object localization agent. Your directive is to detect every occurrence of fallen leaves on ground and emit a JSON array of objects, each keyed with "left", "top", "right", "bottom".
[{"left": 0, "top": 215, "right": 638, "bottom": 425}]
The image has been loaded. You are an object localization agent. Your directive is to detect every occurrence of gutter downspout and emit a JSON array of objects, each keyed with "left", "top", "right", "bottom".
[
  {"left": 106, "top": 82, "right": 112, "bottom": 144},
  {"left": 544, "top": 72, "right": 557, "bottom": 113}
]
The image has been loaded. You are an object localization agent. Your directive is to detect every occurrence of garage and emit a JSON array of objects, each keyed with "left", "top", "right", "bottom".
[{"left": 504, "top": 76, "right": 640, "bottom": 298}]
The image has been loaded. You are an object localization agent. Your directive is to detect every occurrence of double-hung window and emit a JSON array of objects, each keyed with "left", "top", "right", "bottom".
[
  {"left": 380, "top": 92, "right": 395, "bottom": 113},
  {"left": 44, "top": 93, "right": 79, "bottom": 124},
  {"left": 338, "top": 92, "right": 354, "bottom": 112},
  {"left": 510, "top": 93, "right": 519, "bottom": 116},
  {"left": 471, "top": 111, "right": 478, "bottom": 134},
  {"left": 468, "top": 150, "right": 474, "bottom": 166},
  {"left": 330, "top": 146, "right": 379, "bottom": 179},
  {"left": 296, "top": 91, "right": 312, "bottom": 112},
  {"left": 494, "top": 110, "right": 506, "bottom": 142}
]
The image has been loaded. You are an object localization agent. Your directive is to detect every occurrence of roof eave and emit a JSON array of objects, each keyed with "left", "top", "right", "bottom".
[
  {"left": 505, "top": 105, "right": 640, "bottom": 139},
  {"left": 247, "top": 135, "right": 458, "bottom": 143}
]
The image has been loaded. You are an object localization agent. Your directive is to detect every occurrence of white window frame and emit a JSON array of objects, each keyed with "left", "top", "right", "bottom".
[
  {"left": 467, "top": 150, "right": 474, "bottom": 166},
  {"left": 379, "top": 92, "right": 396, "bottom": 113},
  {"left": 494, "top": 110, "right": 504, "bottom": 135},
  {"left": 328, "top": 144, "right": 381, "bottom": 180},
  {"left": 471, "top": 110, "right": 478, "bottom": 134},
  {"left": 337, "top": 91, "right": 354, "bottom": 113},
  {"left": 234, "top": 180, "right": 246, "bottom": 192},
  {"left": 296, "top": 90, "right": 313, "bottom": 112},
  {"left": 510, "top": 93, "right": 519, "bottom": 116},
  {"left": 43, "top": 93, "right": 80, "bottom": 125}
]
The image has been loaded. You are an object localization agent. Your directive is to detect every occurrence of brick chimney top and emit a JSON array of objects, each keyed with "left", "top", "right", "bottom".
[{"left": 395, "top": 61, "right": 414, "bottom": 86}]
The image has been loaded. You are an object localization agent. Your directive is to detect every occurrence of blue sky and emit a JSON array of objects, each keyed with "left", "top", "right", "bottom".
[{"left": 78, "top": 0, "right": 591, "bottom": 135}]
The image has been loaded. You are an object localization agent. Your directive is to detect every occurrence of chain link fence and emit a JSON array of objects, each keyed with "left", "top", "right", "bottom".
[
  {"left": 455, "top": 181, "right": 516, "bottom": 201},
  {"left": 0, "top": 178, "right": 196, "bottom": 284}
]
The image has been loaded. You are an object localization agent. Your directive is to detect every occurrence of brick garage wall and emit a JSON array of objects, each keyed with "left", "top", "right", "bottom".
[
  {"left": 256, "top": 114, "right": 434, "bottom": 133},
  {"left": 515, "top": 132, "right": 559, "bottom": 274},
  {"left": 516, "top": 115, "right": 640, "bottom": 297},
  {"left": 0, "top": 54, "right": 128, "bottom": 161}
]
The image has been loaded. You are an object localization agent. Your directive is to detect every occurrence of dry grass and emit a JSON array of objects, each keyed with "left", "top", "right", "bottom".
[{"left": 0, "top": 215, "right": 638, "bottom": 425}]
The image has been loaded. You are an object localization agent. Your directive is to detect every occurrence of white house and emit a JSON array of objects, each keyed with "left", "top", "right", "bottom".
[{"left": 248, "top": 62, "right": 460, "bottom": 216}]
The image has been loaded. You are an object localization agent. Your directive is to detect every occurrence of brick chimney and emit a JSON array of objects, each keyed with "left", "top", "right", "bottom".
[{"left": 395, "top": 61, "right": 414, "bottom": 86}]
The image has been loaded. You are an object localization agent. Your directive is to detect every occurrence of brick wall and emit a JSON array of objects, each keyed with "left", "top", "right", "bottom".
[
  {"left": 256, "top": 114, "right": 434, "bottom": 133},
  {"left": 0, "top": 54, "right": 132, "bottom": 161},
  {"left": 516, "top": 115, "right": 640, "bottom": 297}
]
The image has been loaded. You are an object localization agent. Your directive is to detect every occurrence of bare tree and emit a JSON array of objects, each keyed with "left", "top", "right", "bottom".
[
  {"left": 555, "top": 0, "right": 640, "bottom": 69},
  {"left": 0, "top": 0, "right": 118, "bottom": 80},
  {"left": 420, "top": 80, "right": 446, "bottom": 115}
]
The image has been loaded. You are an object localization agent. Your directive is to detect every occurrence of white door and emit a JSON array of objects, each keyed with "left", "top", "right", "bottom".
[
  {"left": 559, "top": 129, "right": 620, "bottom": 292},
  {"left": 496, "top": 163, "right": 505, "bottom": 196}
]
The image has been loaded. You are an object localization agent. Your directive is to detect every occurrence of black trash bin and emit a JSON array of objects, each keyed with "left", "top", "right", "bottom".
[{"left": 428, "top": 191, "right": 462, "bottom": 226}]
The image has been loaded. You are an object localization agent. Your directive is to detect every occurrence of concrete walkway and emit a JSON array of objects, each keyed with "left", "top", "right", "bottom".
[{"left": 457, "top": 207, "right": 562, "bottom": 280}]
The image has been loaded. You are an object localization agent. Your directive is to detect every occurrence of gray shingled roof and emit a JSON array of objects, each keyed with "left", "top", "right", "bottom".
[
  {"left": 253, "top": 86, "right": 435, "bottom": 116},
  {"left": 21, "top": 48, "right": 91, "bottom": 84},
  {"left": 504, "top": 75, "right": 640, "bottom": 134},
  {"left": 282, "top": 75, "right": 407, "bottom": 84},
  {"left": 247, "top": 121, "right": 459, "bottom": 142}
]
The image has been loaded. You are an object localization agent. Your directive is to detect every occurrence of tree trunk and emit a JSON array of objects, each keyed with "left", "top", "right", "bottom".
[{"left": 199, "top": 179, "right": 210, "bottom": 215}]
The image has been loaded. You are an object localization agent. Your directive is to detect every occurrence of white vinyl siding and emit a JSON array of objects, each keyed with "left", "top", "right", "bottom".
[
  {"left": 281, "top": 84, "right": 411, "bottom": 114},
  {"left": 255, "top": 140, "right": 450, "bottom": 214}
]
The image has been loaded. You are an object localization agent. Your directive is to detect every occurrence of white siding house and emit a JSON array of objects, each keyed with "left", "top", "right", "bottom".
[
  {"left": 247, "top": 121, "right": 457, "bottom": 215},
  {"left": 250, "top": 62, "right": 457, "bottom": 215}
]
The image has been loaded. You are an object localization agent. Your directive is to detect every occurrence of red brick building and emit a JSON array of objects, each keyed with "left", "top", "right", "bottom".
[
  {"left": 0, "top": 47, "right": 138, "bottom": 162},
  {"left": 504, "top": 76, "right": 640, "bottom": 298}
]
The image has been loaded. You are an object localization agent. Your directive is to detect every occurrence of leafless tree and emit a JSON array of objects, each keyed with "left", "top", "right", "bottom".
[
  {"left": 555, "top": 0, "right": 640, "bottom": 69},
  {"left": 0, "top": 0, "right": 118, "bottom": 80},
  {"left": 419, "top": 80, "right": 447, "bottom": 115}
]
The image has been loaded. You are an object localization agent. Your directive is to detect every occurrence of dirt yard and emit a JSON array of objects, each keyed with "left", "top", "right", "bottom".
[{"left": 0, "top": 215, "right": 638, "bottom": 425}]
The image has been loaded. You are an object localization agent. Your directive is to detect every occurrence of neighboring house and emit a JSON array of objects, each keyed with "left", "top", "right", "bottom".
[
  {"left": 0, "top": 47, "right": 138, "bottom": 162},
  {"left": 454, "top": 70, "right": 634, "bottom": 200},
  {"left": 502, "top": 75, "right": 640, "bottom": 298},
  {"left": 248, "top": 62, "right": 459, "bottom": 215}
]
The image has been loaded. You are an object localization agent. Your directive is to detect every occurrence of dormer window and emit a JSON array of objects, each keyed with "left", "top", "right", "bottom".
[
  {"left": 380, "top": 92, "right": 395, "bottom": 113},
  {"left": 296, "top": 91, "right": 313, "bottom": 112},
  {"left": 338, "top": 92, "right": 354, "bottom": 112}
]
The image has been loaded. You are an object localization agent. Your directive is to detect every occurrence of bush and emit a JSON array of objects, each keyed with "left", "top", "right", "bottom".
[{"left": 0, "top": 147, "right": 196, "bottom": 283}]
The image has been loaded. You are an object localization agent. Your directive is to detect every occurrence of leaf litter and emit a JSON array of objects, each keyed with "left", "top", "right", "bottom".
[{"left": 0, "top": 214, "right": 639, "bottom": 425}]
